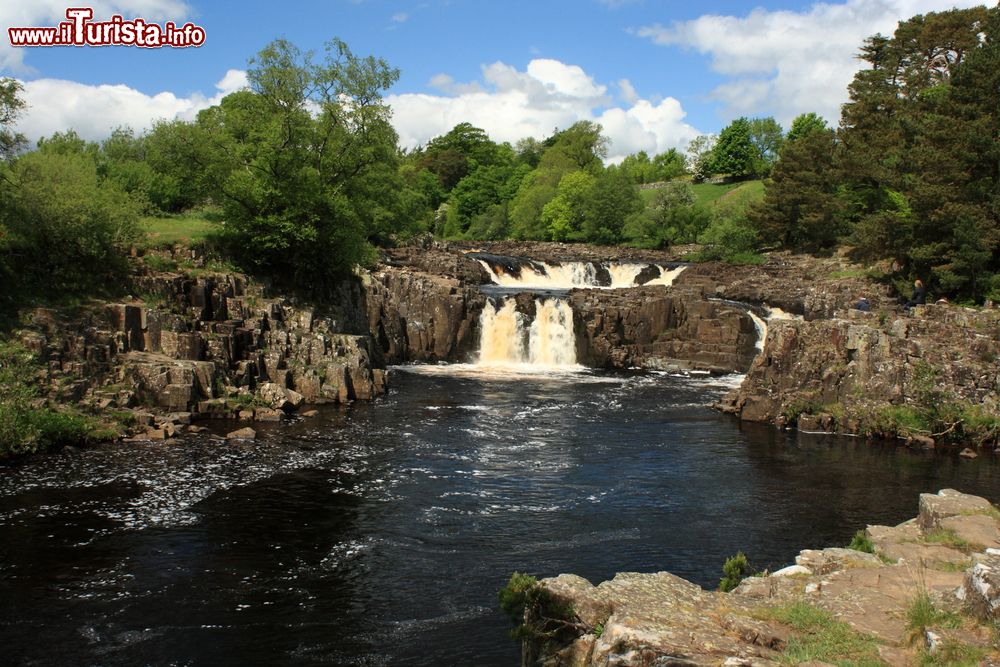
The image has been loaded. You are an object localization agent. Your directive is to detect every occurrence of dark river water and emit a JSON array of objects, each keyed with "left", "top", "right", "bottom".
[{"left": 1, "top": 367, "right": 998, "bottom": 666}]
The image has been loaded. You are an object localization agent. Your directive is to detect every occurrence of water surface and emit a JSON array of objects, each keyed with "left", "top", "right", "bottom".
[{"left": 1, "top": 368, "right": 997, "bottom": 666}]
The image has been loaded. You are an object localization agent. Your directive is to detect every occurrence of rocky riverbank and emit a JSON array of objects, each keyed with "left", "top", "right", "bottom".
[
  {"left": 6, "top": 240, "right": 999, "bottom": 453},
  {"left": 517, "top": 489, "right": 1000, "bottom": 666}
]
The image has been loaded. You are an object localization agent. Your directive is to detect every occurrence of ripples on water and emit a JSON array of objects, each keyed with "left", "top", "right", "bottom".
[{"left": 1, "top": 368, "right": 997, "bottom": 666}]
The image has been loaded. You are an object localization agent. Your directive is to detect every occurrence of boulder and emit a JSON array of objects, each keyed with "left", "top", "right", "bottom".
[
  {"left": 964, "top": 551, "right": 1000, "bottom": 621},
  {"left": 919, "top": 489, "right": 995, "bottom": 532},
  {"left": 794, "top": 547, "right": 882, "bottom": 575},
  {"left": 226, "top": 427, "right": 256, "bottom": 440}
]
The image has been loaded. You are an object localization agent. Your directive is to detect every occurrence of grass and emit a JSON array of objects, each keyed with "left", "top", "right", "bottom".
[
  {"left": 918, "top": 640, "right": 989, "bottom": 666},
  {"left": 639, "top": 179, "right": 765, "bottom": 209},
  {"left": 757, "top": 602, "right": 884, "bottom": 666},
  {"left": 921, "top": 528, "right": 980, "bottom": 553},
  {"left": 848, "top": 530, "right": 875, "bottom": 554},
  {"left": 906, "top": 591, "right": 963, "bottom": 650},
  {"left": 139, "top": 208, "right": 221, "bottom": 248}
]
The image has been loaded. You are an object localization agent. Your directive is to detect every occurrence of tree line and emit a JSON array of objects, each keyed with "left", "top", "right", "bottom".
[{"left": 1, "top": 4, "right": 997, "bottom": 306}]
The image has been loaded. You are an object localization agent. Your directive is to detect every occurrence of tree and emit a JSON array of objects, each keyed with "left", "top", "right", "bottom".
[
  {"left": 1, "top": 150, "right": 140, "bottom": 294},
  {"left": 0, "top": 78, "right": 26, "bottom": 162},
  {"left": 751, "top": 128, "right": 845, "bottom": 250},
  {"left": 747, "top": 117, "right": 784, "bottom": 177},
  {"left": 189, "top": 38, "right": 400, "bottom": 289},
  {"left": 785, "top": 113, "right": 828, "bottom": 143},
  {"left": 578, "top": 168, "right": 642, "bottom": 244},
  {"left": 623, "top": 181, "right": 710, "bottom": 248},
  {"left": 686, "top": 134, "right": 716, "bottom": 180},
  {"left": 540, "top": 170, "right": 597, "bottom": 241},
  {"left": 710, "top": 117, "right": 756, "bottom": 178}
]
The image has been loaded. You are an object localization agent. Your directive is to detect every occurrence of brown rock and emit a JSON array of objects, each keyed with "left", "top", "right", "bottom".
[{"left": 226, "top": 427, "right": 256, "bottom": 440}]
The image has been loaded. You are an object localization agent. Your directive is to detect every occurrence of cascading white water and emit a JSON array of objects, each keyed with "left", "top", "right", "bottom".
[
  {"left": 747, "top": 310, "right": 768, "bottom": 351},
  {"left": 477, "top": 297, "right": 577, "bottom": 367},
  {"left": 476, "top": 259, "right": 686, "bottom": 290}
]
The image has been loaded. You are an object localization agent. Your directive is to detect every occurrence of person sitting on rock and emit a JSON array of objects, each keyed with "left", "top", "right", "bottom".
[
  {"left": 854, "top": 296, "right": 871, "bottom": 312},
  {"left": 904, "top": 279, "right": 926, "bottom": 311}
]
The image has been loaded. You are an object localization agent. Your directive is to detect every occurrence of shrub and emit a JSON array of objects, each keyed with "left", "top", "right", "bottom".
[
  {"left": 719, "top": 551, "right": 751, "bottom": 592},
  {"left": 848, "top": 529, "right": 875, "bottom": 554}
]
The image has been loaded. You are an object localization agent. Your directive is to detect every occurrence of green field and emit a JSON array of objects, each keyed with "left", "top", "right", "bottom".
[
  {"left": 140, "top": 209, "right": 221, "bottom": 248},
  {"left": 640, "top": 179, "right": 765, "bottom": 209}
]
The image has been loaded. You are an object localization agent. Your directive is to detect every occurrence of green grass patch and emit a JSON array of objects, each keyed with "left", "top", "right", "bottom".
[
  {"left": 922, "top": 529, "right": 979, "bottom": 553},
  {"left": 906, "top": 591, "right": 963, "bottom": 641},
  {"left": 758, "top": 602, "right": 884, "bottom": 666},
  {"left": 140, "top": 208, "right": 221, "bottom": 248},
  {"left": 918, "top": 640, "right": 989, "bottom": 666},
  {"left": 848, "top": 530, "right": 875, "bottom": 554}
]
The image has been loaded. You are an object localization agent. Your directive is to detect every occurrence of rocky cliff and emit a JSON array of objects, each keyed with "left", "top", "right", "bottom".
[
  {"left": 568, "top": 287, "right": 758, "bottom": 373},
  {"left": 719, "top": 304, "right": 1000, "bottom": 445},
  {"left": 520, "top": 490, "right": 1000, "bottom": 667}
]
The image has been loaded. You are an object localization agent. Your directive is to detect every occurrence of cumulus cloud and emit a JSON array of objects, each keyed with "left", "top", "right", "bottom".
[
  {"left": 15, "top": 69, "right": 246, "bottom": 143},
  {"left": 635, "top": 0, "right": 987, "bottom": 126},
  {"left": 389, "top": 58, "right": 700, "bottom": 163},
  {"left": 2, "top": 0, "right": 192, "bottom": 72}
]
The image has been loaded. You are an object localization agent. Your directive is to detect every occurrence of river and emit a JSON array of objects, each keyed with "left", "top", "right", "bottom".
[{"left": 1, "top": 366, "right": 997, "bottom": 666}]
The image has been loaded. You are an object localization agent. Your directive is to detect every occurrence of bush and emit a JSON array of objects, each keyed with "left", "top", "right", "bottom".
[
  {"left": 1, "top": 150, "right": 141, "bottom": 299},
  {"left": 719, "top": 551, "right": 751, "bottom": 592},
  {"left": 848, "top": 529, "right": 875, "bottom": 554},
  {"left": 0, "top": 339, "right": 111, "bottom": 458}
]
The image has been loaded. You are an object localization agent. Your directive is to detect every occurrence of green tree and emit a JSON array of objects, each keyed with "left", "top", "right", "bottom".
[
  {"left": 710, "top": 117, "right": 756, "bottom": 177},
  {"left": 748, "top": 117, "right": 784, "bottom": 177},
  {"left": 540, "top": 170, "right": 597, "bottom": 241},
  {"left": 1, "top": 150, "right": 140, "bottom": 294},
  {"left": 190, "top": 38, "right": 400, "bottom": 288},
  {"left": 785, "top": 112, "right": 828, "bottom": 143},
  {"left": 751, "top": 128, "right": 845, "bottom": 250},
  {"left": 623, "top": 182, "right": 710, "bottom": 248},
  {"left": 0, "top": 78, "right": 26, "bottom": 162},
  {"left": 686, "top": 134, "right": 716, "bottom": 180}
]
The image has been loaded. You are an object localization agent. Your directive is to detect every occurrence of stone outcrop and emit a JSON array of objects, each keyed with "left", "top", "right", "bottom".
[
  {"left": 525, "top": 490, "right": 1000, "bottom": 667},
  {"left": 568, "top": 287, "right": 759, "bottom": 373},
  {"left": 719, "top": 304, "right": 1000, "bottom": 433},
  {"left": 18, "top": 266, "right": 388, "bottom": 426},
  {"left": 363, "top": 265, "right": 486, "bottom": 363}
]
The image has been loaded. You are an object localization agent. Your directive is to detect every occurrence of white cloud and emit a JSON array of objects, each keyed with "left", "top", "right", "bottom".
[
  {"left": 617, "top": 78, "right": 640, "bottom": 104},
  {"left": 391, "top": 12, "right": 408, "bottom": 23},
  {"left": 2, "top": 0, "right": 192, "bottom": 72},
  {"left": 635, "top": 0, "right": 988, "bottom": 126},
  {"left": 388, "top": 58, "right": 700, "bottom": 163},
  {"left": 15, "top": 69, "right": 246, "bottom": 143}
]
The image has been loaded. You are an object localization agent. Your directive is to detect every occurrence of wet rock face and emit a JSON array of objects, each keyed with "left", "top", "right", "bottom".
[{"left": 568, "top": 287, "right": 759, "bottom": 374}]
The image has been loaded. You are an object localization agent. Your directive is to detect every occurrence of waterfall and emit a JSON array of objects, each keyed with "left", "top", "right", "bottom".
[
  {"left": 477, "top": 297, "right": 577, "bottom": 367},
  {"left": 473, "top": 254, "right": 686, "bottom": 290},
  {"left": 747, "top": 310, "right": 768, "bottom": 351}
]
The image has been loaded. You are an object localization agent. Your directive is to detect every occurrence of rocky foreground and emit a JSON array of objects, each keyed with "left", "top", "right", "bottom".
[{"left": 521, "top": 489, "right": 1000, "bottom": 666}]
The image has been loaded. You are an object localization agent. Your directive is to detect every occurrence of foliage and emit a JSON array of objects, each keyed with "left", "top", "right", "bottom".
[
  {"left": 761, "top": 602, "right": 883, "bottom": 666},
  {"left": 625, "top": 182, "right": 710, "bottom": 248},
  {"left": 747, "top": 117, "right": 784, "bottom": 177},
  {"left": 696, "top": 213, "right": 762, "bottom": 263},
  {"left": 785, "top": 112, "right": 828, "bottom": 144},
  {"left": 719, "top": 551, "right": 751, "bottom": 592},
  {"left": 0, "top": 77, "right": 27, "bottom": 161},
  {"left": 747, "top": 5, "right": 1000, "bottom": 302},
  {"left": 710, "top": 117, "right": 756, "bottom": 178},
  {"left": 0, "top": 339, "right": 113, "bottom": 459},
  {"left": 848, "top": 530, "right": 875, "bottom": 554},
  {"left": 178, "top": 38, "right": 400, "bottom": 291},
  {"left": 1, "top": 148, "right": 141, "bottom": 299},
  {"left": 686, "top": 134, "right": 717, "bottom": 180}
]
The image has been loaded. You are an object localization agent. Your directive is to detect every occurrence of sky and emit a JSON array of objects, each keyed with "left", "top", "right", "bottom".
[{"left": 1, "top": 0, "right": 990, "bottom": 162}]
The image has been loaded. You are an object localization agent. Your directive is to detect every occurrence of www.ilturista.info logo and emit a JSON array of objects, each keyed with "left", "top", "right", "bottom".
[{"left": 8, "top": 7, "right": 206, "bottom": 48}]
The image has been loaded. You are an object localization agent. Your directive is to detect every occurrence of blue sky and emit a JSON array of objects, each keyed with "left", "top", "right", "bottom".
[{"left": 2, "top": 0, "right": 987, "bottom": 161}]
